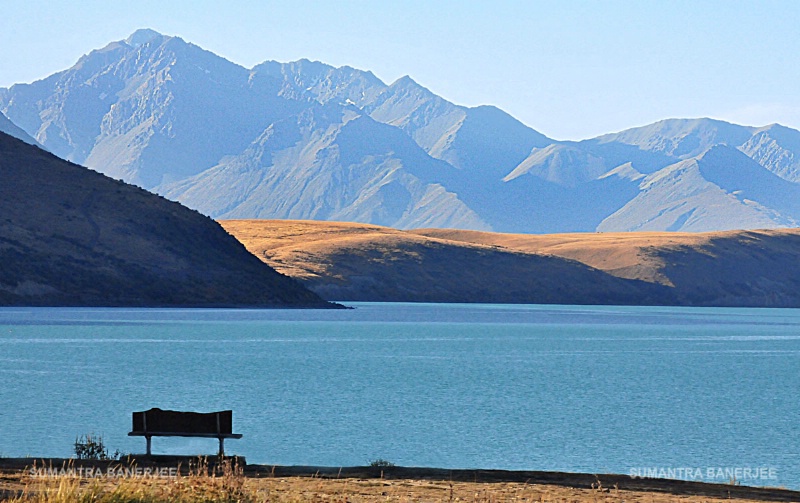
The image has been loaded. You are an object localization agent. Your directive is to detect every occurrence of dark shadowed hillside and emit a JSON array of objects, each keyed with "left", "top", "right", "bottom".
[{"left": 0, "top": 132, "right": 331, "bottom": 307}]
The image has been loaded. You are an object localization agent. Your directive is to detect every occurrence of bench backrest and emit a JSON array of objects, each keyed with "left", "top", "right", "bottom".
[{"left": 131, "top": 408, "right": 233, "bottom": 435}]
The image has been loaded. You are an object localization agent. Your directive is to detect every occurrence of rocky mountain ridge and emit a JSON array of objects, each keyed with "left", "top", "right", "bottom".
[{"left": 3, "top": 29, "right": 800, "bottom": 233}]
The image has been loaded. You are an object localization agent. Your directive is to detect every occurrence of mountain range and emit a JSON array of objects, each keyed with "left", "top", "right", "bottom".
[
  {"left": 0, "top": 129, "right": 330, "bottom": 307},
  {"left": 3, "top": 29, "right": 800, "bottom": 233}
]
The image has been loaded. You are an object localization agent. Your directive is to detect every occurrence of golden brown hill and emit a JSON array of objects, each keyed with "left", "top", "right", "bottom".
[
  {"left": 415, "top": 227, "right": 800, "bottom": 305},
  {"left": 221, "top": 219, "right": 800, "bottom": 307},
  {"left": 219, "top": 220, "right": 671, "bottom": 305}
]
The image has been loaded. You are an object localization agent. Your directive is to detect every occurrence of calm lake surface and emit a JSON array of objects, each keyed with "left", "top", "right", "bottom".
[{"left": 1, "top": 303, "right": 798, "bottom": 487}]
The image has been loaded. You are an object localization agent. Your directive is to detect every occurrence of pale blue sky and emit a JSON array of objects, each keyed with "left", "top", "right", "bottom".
[{"left": 3, "top": 0, "right": 798, "bottom": 140}]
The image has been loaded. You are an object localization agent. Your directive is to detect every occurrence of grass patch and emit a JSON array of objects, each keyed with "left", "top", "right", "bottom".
[{"left": 10, "top": 458, "right": 253, "bottom": 503}]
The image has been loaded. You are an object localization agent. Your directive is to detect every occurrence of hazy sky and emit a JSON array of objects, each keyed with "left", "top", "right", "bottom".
[{"left": 3, "top": 0, "right": 798, "bottom": 140}]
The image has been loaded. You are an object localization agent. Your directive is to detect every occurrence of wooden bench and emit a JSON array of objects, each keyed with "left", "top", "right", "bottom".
[{"left": 128, "top": 408, "right": 242, "bottom": 456}]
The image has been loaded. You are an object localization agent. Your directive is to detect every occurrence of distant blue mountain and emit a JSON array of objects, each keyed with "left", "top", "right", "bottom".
[
  {"left": 0, "top": 110, "right": 40, "bottom": 147},
  {"left": 2, "top": 29, "right": 800, "bottom": 233}
]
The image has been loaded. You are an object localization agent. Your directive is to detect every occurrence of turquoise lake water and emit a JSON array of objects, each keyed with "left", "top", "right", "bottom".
[{"left": 1, "top": 303, "right": 798, "bottom": 487}]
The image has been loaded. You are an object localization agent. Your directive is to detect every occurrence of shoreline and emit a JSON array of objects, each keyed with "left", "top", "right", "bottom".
[{"left": 2, "top": 458, "right": 798, "bottom": 502}]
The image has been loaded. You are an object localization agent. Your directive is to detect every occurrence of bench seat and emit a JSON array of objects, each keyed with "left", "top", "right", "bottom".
[
  {"left": 128, "top": 432, "right": 242, "bottom": 438},
  {"left": 129, "top": 408, "right": 242, "bottom": 456}
]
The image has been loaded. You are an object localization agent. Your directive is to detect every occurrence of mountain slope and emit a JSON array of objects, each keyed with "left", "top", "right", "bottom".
[
  {"left": 4, "top": 31, "right": 800, "bottom": 233},
  {"left": 591, "top": 118, "right": 800, "bottom": 183},
  {"left": 1, "top": 29, "right": 298, "bottom": 188},
  {"left": 0, "top": 131, "right": 330, "bottom": 307},
  {"left": 598, "top": 146, "right": 800, "bottom": 232},
  {"left": 0, "top": 112, "right": 39, "bottom": 146},
  {"left": 362, "top": 77, "right": 552, "bottom": 178},
  {"left": 162, "top": 104, "right": 489, "bottom": 229},
  {"left": 739, "top": 124, "right": 800, "bottom": 182},
  {"left": 0, "top": 31, "right": 542, "bottom": 231},
  {"left": 593, "top": 118, "right": 755, "bottom": 159},
  {"left": 505, "top": 119, "right": 800, "bottom": 232},
  {"left": 248, "top": 65, "right": 553, "bottom": 179}
]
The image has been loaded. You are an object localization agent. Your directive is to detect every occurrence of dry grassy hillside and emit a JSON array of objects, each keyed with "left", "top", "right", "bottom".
[
  {"left": 416, "top": 228, "right": 800, "bottom": 305},
  {"left": 221, "top": 220, "right": 800, "bottom": 307},
  {"left": 413, "top": 229, "right": 707, "bottom": 284},
  {"left": 220, "top": 219, "right": 672, "bottom": 304}
]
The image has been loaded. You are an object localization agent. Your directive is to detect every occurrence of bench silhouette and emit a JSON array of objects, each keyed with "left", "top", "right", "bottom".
[{"left": 128, "top": 408, "right": 242, "bottom": 456}]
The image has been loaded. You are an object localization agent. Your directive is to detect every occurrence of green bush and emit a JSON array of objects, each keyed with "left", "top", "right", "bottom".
[
  {"left": 73, "top": 433, "right": 110, "bottom": 460},
  {"left": 368, "top": 458, "right": 395, "bottom": 467}
]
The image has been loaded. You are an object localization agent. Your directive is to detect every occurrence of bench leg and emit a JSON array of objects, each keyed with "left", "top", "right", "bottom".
[
  {"left": 146, "top": 436, "right": 152, "bottom": 456},
  {"left": 218, "top": 437, "right": 225, "bottom": 457}
]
